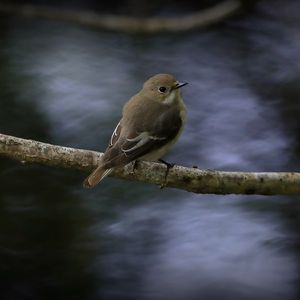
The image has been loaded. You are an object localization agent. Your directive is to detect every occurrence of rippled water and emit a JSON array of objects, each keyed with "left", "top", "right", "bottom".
[{"left": 0, "top": 1, "right": 300, "bottom": 299}]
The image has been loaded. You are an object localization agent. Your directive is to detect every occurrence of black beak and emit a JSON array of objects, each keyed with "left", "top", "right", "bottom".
[{"left": 174, "top": 82, "right": 188, "bottom": 89}]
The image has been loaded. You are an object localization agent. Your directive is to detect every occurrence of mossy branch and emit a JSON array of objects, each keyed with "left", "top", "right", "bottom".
[
  {"left": 0, "top": 133, "right": 299, "bottom": 195},
  {"left": 0, "top": 0, "right": 241, "bottom": 33}
]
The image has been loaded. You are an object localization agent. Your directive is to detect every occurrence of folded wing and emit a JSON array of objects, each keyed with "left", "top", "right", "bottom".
[{"left": 102, "top": 106, "right": 182, "bottom": 168}]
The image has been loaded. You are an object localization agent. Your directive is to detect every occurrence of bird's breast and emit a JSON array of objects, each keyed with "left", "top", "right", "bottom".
[{"left": 177, "top": 95, "right": 187, "bottom": 124}]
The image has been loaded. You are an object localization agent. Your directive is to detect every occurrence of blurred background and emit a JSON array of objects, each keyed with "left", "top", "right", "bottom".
[{"left": 0, "top": 0, "right": 300, "bottom": 299}]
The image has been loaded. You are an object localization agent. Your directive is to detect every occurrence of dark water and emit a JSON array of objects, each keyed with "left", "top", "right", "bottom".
[{"left": 0, "top": 1, "right": 300, "bottom": 299}]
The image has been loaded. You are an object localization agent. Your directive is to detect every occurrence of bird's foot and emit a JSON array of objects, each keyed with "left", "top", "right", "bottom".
[
  {"left": 158, "top": 159, "right": 174, "bottom": 169},
  {"left": 129, "top": 160, "right": 139, "bottom": 175},
  {"left": 158, "top": 159, "right": 175, "bottom": 189}
]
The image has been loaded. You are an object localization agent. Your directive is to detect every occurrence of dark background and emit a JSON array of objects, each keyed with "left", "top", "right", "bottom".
[{"left": 0, "top": 0, "right": 300, "bottom": 299}]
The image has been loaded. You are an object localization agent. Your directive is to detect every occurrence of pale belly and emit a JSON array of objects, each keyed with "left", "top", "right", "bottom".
[{"left": 141, "top": 136, "right": 180, "bottom": 161}]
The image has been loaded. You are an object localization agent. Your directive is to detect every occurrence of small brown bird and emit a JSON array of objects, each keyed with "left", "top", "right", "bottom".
[{"left": 83, "top": 73, "right": 188, "bottom": 188}]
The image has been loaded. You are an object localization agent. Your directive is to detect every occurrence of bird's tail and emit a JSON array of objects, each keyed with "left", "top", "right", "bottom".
[{"left": 83, "top": 165, "right": 112, "bottom": 188}]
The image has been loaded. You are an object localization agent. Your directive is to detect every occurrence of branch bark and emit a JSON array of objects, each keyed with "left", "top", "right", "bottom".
[
  {"left": 0, "top": 133, "right": 299, "bottom": 195},
  {"left": 0, "top": 0, "right": 242, "bottom": 33}
]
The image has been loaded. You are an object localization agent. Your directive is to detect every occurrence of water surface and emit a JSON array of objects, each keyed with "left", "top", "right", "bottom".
[{"left": 0, "top": 1, "right": 300, "bottom": 299}]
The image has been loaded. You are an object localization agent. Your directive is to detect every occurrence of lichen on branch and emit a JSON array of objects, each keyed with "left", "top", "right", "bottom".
[{"left": 1, "top": 133, "right": 300, "bottom": 195}]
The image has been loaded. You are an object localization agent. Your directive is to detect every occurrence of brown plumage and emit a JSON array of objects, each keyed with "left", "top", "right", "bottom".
[{"left": 83, "top": 73, "right": 187, "bottom": 188}]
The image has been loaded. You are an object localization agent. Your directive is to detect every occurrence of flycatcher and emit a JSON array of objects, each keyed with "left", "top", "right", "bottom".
[{"left": 83, "top": 73, "right": 188, "bottom": 188}]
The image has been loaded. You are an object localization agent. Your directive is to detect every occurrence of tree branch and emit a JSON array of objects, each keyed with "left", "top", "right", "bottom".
[
  {"left": 0, "top": 133, "right": 299, "bottom": 195},
  {"left": 0, "top": 0, "right": 242, "bottom": 33}
]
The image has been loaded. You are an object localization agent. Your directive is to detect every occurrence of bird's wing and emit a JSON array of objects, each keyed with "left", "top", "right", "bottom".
[
  {"left": 102, "top": 107, "right": 182, "bottom": 168},
  {"left": 109, "top": 121, "right": 122, "bottom": 147}
]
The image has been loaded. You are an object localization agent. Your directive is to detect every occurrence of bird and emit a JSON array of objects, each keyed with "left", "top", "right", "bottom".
[{"left": 83, "top": 73, "right": 188, "bottom": 188}]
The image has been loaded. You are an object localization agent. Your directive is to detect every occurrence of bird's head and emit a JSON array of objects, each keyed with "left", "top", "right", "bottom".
[{"left": 142, "top": 73, "right": 188, "bottom": 104}]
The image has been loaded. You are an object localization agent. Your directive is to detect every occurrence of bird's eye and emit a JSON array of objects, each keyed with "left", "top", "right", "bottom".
[{"left": 159, "top": 86, "right": 167, "bottom": 93}]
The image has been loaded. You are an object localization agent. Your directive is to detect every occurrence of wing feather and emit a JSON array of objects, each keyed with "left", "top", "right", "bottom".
[
  {"left": 109, "top": 121, "right": 121, "bottom": 147},
  {"left": 102, "top": 106, "right": 182, "bottom": 168}
]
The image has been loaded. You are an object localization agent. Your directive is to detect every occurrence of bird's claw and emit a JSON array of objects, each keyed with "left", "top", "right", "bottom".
[
  {"left": 158, "top": 159, "right": 175, "bottom": 188},
  {"left": 129, "top": 160, "right": 139, "bottom": 175}
]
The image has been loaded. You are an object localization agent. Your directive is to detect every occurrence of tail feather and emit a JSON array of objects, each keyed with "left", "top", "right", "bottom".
[{"left": 83, "top": 165, "right": 112, "bottom": 188}]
